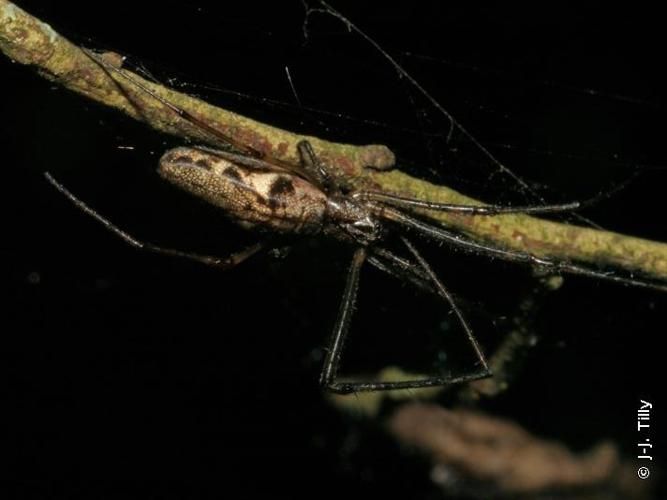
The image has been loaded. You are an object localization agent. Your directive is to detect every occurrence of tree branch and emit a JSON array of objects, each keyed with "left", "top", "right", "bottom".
[{"left": 2, "top": 0, "right": 667, "bottom": 282}]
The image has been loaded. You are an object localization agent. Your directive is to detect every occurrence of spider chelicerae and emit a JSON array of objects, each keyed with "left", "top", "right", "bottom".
[{"left": 44, "top": 49, "right": 667, "bottom": 394}]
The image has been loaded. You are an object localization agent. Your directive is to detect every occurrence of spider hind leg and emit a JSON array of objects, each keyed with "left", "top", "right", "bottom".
[{"left": 44, "top": 172, "right": 264, "bottom": 270}]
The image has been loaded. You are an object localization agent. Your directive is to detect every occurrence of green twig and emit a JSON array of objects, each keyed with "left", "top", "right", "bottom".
[{"left": 2, "top": 0, "right": 667, "bottom": 282}]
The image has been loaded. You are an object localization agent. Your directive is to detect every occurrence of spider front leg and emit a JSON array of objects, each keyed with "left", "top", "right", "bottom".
[
  {"left": 44, "top": 172, "right": 264, "bottom": 270},
  {"left": 381, "top": 205, "right": 667, "bottom": 293},
  {"left": 355, "top": 190, "right": 582, "bottom": 215}
]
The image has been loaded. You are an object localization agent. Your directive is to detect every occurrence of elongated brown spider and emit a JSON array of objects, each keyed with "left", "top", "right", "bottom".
[{"left": 44, "top": 50, "right": 667, "bottom": 394}]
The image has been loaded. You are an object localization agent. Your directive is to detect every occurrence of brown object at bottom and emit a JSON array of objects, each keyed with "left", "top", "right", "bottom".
[{"left": 388, "top": 403, "right": 650, "bottom": 498}]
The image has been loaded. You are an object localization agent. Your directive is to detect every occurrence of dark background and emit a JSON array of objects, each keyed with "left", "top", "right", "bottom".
[{"left": 3, "top": 1, "right": 665, "bottom": 497}]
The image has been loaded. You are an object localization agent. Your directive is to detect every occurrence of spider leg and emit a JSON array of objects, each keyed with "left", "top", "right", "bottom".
[
  {"left": 192, "top": 145, "right": 295, "bottom": 175},
  {"left": 380, "top": 206, "right": 667, "bottom": 292},
  {"left": 368, "top": 247, "right": 435, "bottom": 294},
  {"left": 191, "top": 142, "right": 334, "bottom": 189},
  {"left": 296, "top": 140, "right": 336, "bottom": 193},
  {"left": 44, "top": 172, "right": 264, "bottom": 270},
  {"left": 321, "top": 243, "right": 491, "bottom": 395},
  {"left": 401, "top": 236, "right": 489, "bottom": 372},
  {"left": 367, "top": 256, "right": 432, "bottom": 295},
  {"left": 320, "top": 247, "right": 367, "bottom": 393},
  {"left": 371, "top": 246, "right": 488, "bottom": 369},
  {"left": 355, "top": 190, "right": 580, "bottom": 215},
  {"left": 82, "top": 49, "right": 310, "bottom": 179},
  {"left": 81, "top": 48, "right": 259, "bottom": 159}
]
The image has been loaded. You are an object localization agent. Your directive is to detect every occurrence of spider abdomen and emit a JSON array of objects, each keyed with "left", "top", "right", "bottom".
[{"left": 159, "top": 147, "right": 327, "bottom": 234}]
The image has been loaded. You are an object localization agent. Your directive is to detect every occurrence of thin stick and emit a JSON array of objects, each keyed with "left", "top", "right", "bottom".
[{"left": 2, "top": 0, "right": 666, "bottom": 281}]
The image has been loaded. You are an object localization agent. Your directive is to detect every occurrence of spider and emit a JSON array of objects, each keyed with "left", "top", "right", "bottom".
[{"left": 44, "top": 49, "right": 667, "bottom": 394}]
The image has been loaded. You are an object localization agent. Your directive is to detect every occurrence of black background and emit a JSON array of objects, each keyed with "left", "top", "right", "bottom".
[{"left": 3, "top": 1, "right": 666, "bottom": 498}]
